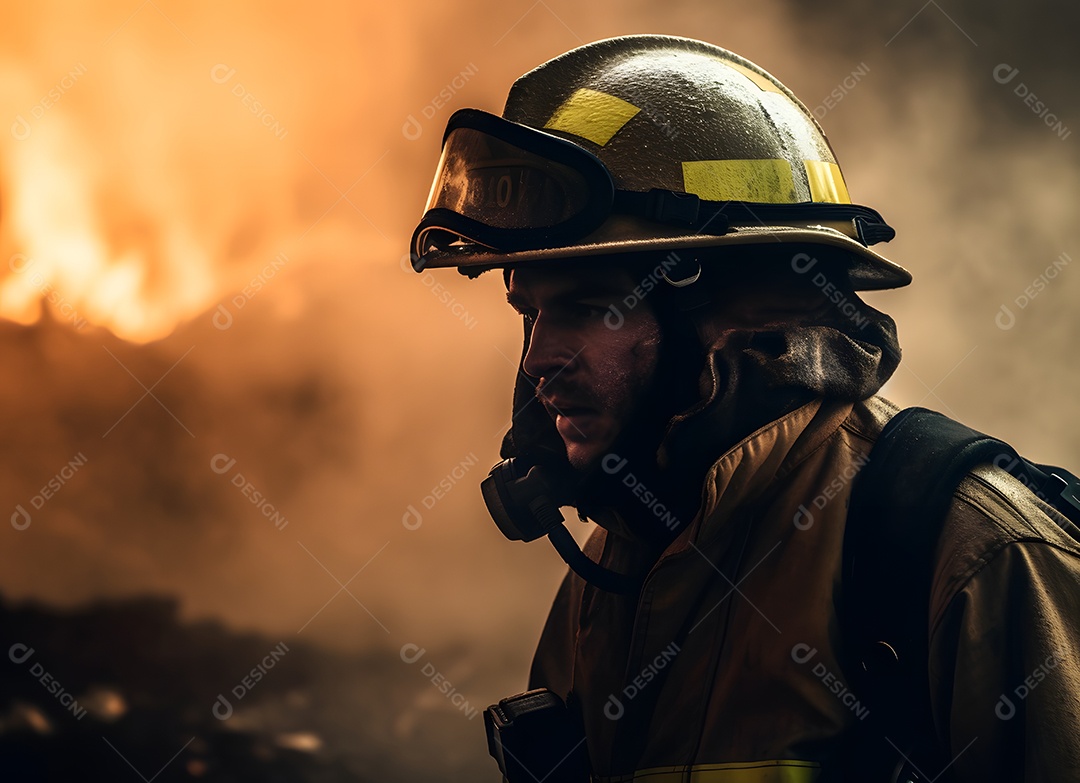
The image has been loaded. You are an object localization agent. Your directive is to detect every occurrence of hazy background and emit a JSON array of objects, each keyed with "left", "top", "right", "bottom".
[{"left": 1, "top": 0, "right": 1077, "bottom": 779}]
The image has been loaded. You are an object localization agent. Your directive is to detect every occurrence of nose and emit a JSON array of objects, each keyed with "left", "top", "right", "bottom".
[{"left": 522, "top": 315, "right": 576, "bottom": 380}]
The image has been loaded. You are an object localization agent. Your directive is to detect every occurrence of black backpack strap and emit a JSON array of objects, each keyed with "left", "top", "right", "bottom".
[{"left": 835, "top": 406, "right": 1080, "bottom": 782}]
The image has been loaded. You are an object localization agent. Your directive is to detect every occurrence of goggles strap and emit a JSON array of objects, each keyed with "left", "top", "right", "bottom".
[{"left": 614, "top": 189, "right": 896, "bottom": 247}]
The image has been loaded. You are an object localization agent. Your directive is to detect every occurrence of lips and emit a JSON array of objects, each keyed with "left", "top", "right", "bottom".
[
  {"left": 539, "top": 397, "right": 598, "bottom": 442},
  {"left": 540, "top": 395, "right": 594, "bottom": 419},
  {"left": 557, "top": 411, "right": 599, "bottom": 439}
]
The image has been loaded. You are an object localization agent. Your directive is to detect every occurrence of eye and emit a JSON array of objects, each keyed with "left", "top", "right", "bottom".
[{"left": 568, "top": 302, "right": 609, "bottom": 319}]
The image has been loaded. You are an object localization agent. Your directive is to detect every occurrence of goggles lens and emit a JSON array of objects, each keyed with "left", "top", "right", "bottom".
[
  {"left": 412, "top": 109, "right": 614, "bottom": 265},
  {"left": 426, "top": 126, "right": 592, "bottom": 229}
]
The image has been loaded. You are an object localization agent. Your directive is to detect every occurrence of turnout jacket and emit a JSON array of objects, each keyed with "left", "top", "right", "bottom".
[{"left": 528, "top": 394, "right": 1080, "bottom": 781}]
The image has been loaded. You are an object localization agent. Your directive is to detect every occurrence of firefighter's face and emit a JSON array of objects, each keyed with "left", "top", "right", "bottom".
[{"left": 507, "top": 264, "right": 662, "bottom": 470}]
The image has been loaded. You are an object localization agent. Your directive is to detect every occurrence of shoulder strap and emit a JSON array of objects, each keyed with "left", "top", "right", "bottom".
[{"left": 837, "top": 406, "right": 1080, "bottom": 781}]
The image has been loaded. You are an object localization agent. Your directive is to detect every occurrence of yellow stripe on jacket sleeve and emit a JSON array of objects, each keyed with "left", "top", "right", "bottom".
[
  {"left": 545, "top": 88, "right": 640, "bottom": 146},
  {"left": 598, "top": 759, "right": 820, "bottom": 783}
]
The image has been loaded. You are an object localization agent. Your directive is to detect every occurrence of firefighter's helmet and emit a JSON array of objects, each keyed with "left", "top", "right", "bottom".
[{"left": 410, "top": 34, "right": 910, "bottom": 290}]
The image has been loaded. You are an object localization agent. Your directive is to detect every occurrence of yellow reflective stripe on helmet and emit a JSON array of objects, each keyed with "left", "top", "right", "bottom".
[
  {"left": 545, "top": 88, "right": 641, "bottom": 146},
  {"left": 720, "top": 61, "right": 785, "bottom": 94},
  {"left": 803, "top": 160, "right": 851, "bottom": 204},
  {"left": 682, "top": 159, "right": 797, "bottom": 203},
  {"left": 597, "top": 759, "right": 821, "bottom": 783}
]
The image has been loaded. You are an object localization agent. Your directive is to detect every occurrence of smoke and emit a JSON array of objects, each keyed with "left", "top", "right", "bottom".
[{"left": 762, "top": 0, "right": 1080, "bottom": 463}]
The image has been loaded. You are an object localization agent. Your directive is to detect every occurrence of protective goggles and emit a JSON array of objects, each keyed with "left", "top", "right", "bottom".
[{"left": 410, "top": 108, "right": 896, "bottom": 271}]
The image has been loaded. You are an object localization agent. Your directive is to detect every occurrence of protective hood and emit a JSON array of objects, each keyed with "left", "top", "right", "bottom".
[{"left": 498, "top": 265, "right": 902, "bottom": 543}]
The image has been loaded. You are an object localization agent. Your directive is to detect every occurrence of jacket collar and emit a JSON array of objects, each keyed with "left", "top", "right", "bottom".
[{"left": 673, "top": 396, "right": 856, "bottom": 549}]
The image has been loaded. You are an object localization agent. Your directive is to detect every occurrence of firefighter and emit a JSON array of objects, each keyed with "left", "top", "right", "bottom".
[{"left": 409, "top": 35, "right": 1080, "bottom": 782}]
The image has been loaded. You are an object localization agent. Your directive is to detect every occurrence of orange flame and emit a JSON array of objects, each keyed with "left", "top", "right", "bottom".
[{"left": 1, "top": 114, "right": 215, "bottom": 341}]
